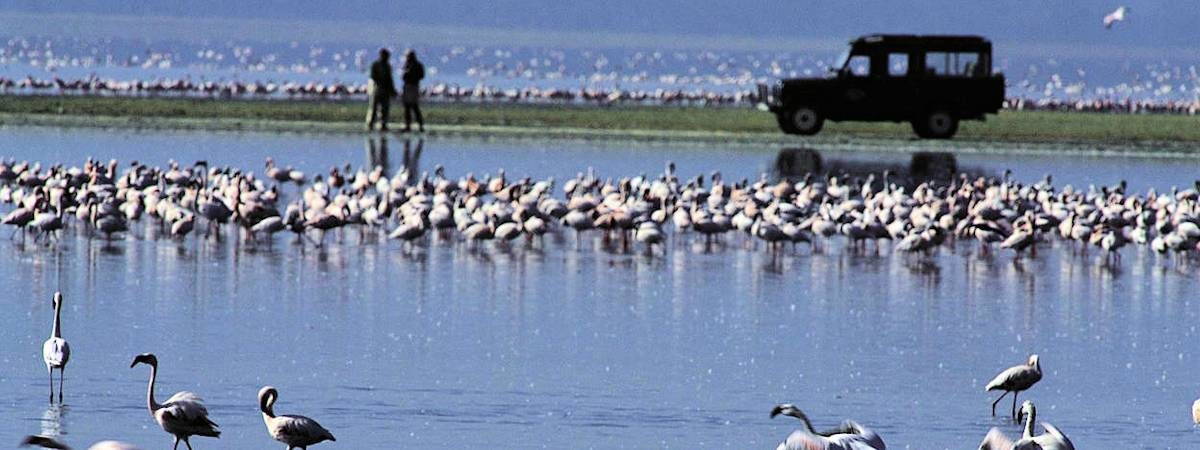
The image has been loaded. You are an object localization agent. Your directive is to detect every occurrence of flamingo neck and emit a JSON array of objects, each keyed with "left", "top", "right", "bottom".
[
  {"left": 792, "top": 411, "right": 817, "bottom": 434},
  {"left": 146, "top": 364, "right": 161, "bottom": 412},
  {"left": 1022, "top": 408, "right": 1036, "bottom": 439},
  {"left": 260, "top": 393, "right": 276, "bottom": 418},
  {"left": 51, "top": 301, "right": 62, "bottom": 339}
]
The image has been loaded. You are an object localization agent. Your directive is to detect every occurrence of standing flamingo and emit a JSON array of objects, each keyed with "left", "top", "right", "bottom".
[
  {"left": 42, "top": 292, "right": 70, "bottom": 402},
  {"left": 986, "top": 354, "right": 1042, "bottom": 419},
  {"left": 130, "top": 353, "right": 220, "bottom": 450},
  {"left": 259, "top": 386, "right": 337, "bottom": 449}
]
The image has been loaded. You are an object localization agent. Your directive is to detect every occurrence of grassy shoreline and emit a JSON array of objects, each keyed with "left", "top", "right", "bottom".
[{"left": 2, "top": 95, "right": 1200, "bottom": 148}]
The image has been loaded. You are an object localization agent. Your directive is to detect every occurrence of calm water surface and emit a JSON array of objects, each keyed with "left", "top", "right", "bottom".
[{"left": 1, "top": 126, "right": 1199, "bottom": 449}]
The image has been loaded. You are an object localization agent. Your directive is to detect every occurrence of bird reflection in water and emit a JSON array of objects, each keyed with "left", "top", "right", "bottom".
[{"left": 39, "top": 403, "right": 68, "bottom": 438}]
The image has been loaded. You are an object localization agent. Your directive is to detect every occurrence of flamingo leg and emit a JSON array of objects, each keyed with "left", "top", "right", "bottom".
[
  {"left": 58, "top": 367, "right": 64, "bottom": 402},
  {"left": 47, "top": 368, "right": 53, "bottom": 403},
  {"left": 173, "top": 436, "right": 180, "bottom": 450},
  {"left": 184, "top": 437, "right": 194, "bottom": 450},
  {"left": 990, "top": 391, "right": 1009, "bottom": 416},
  {"left": 1011, "top": 390, "right": 1020, "bottom": 420}
]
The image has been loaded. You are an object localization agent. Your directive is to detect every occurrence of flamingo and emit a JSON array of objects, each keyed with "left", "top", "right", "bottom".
[
  {"left": 42, "top": 292, "right": 70, "bottom": 402},
  {"left": 130, "top": 353, "right": 220, "bottom": 450},
  {"left": 20, "top": 435, "right": 141, "bottom": 450},
  {"left": 977, "top": 401, "right": 1074, "bottom": 450},
  {"left": 986, "top": 354, "right": 1042, "bottom": 419},
  {"left": 259, "top": 386, "right": 337, "bottom": 449},
  {"left": 769, "top": 404, "right": 886, "bottom": 450}
]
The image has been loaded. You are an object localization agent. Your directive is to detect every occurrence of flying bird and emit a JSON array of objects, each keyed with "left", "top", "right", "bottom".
[
  {"left": 769, "top": 404, "right": 886, "bottom": 450},
  {"left": 1103, "top": 6, "right": 1128, "bottom": 29}
]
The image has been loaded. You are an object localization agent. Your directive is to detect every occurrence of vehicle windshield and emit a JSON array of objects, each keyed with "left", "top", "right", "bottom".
[{"left": 832, "top": 50, "right": 850, "bottom": 75}]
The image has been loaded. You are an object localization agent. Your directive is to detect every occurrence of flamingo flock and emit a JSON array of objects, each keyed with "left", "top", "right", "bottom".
[{"left": 2, "top": 157, "right": 1200, "bottom": 268}]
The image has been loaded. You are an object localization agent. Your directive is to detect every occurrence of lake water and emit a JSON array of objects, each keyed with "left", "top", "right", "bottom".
[{"left": 1, "top": 126, "right": 1199, "bottom": 449}]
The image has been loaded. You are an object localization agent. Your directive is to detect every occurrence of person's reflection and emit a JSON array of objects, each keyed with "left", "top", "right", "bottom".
[
  {"left": 365, "top": 136, "right": 422, "bottom": 183},
  {"left": 365, "top": 136, "right": 390, "bottom": 172},
  {"left": 402, "top": 138, "right": 423, "bottom": 185}
]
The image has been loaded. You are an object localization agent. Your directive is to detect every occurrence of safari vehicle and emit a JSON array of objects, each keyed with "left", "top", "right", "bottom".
[{"left": 758, "top": 34, "right": 1005, "bottom": 139}]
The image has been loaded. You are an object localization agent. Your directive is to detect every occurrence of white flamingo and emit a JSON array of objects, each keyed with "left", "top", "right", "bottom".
[
  {"left": 986, "top": 354, "right": 1042, "bottom": 419},
  {"left": 977, "top": 401, "right": 1074, "bottom": 450},
  {"left": 42, "top": 292, "right": 70, "bottom": 403},
  {"left": 259, "top": 386, "right": 337, "bottom": 449},
  {"left": 130, "top": 353, "right": 220, "bottom": 450},
  {"left": 769, "top": 404, "right": 886, "bottom": 450},
  {"left": 21, "top": 435, "right": 141, "bottom": 450}
]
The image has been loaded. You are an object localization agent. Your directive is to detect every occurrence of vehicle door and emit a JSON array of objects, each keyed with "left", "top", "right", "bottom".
[
  {"left": 877, "top": 51, "right": 916, "bottom": 119},
  {"left": 834, "top": 52, "right": 878, "bottom": 120}
]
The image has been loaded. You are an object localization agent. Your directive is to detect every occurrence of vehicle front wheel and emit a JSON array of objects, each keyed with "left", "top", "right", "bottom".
[
  {"left": 781, "top": 106, "right": 824, "bottom": 136},
  {"left": 913, "top": 108, "right": 958, "bottom": 139}
]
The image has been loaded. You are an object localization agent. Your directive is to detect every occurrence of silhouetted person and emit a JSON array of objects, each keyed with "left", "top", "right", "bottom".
[
  {"left": 365, "top": 48, "right": 397, "bottom": 131},
  {"left": 401, "top": 49, "right": 425, "bottom": 132}
]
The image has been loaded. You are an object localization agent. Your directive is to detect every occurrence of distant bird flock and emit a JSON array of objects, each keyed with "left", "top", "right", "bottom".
[
  {"left": 3, "top": 75, "right": 1199, "bottom": 115},
  {"left": 3, "top": 158, "right": 1200, "bottom": 268}
]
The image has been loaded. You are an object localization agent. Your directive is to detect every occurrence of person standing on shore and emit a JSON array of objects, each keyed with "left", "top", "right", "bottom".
[
  {"left": 365, "top": 48, "right": 398, "bottom": 131},
  {"left": 401, "top": 49, "right": 425, "bottom": 132}
]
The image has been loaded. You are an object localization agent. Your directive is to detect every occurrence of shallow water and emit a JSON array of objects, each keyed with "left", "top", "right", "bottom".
[{"left": 2, "top": 127, "right": 1200, "bottom": 449}]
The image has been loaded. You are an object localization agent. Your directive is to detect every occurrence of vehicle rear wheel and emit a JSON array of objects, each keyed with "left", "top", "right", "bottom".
[
  {"left": 783, "top": 106, "right": 824, "bottom": 135},
  {"left": 913, "top": 108, "right": 958, "bottom": 139}
]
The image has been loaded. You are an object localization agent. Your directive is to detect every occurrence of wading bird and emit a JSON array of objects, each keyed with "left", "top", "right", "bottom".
[
  {"left": 259, "top": 386, "right": 337, "bottom": 449},
  {"left": 42, "top": 292, "right": 70, "bottom": 402},
  {"left": 20, "top": 435, "right": 141, "bottom": 450},
  {"left": 130, "top": 353, "right": 220, "bottom": 450},
  {"left": 769, "top": 403, "right": 886, "bottom": 450},
  {"left": 977, "top": 401, "right": 1074, "bottom": 450},
  {"left": 986, "top": 354, "right": 1043, "bottom": 419}
]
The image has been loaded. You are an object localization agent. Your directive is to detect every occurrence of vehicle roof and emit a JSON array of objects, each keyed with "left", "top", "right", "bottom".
[{"left": 851, "top": 34, "right": 991, "bottom": 51}]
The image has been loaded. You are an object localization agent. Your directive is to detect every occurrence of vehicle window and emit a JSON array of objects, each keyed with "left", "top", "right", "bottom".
[
  {"left": 925, "top": 52, "right": 983, "bottom": 77},
  {"left": 845, "top": 55, "right": 870, "bottom": 77},
  {"left": 888, "top": 53, "right": 908, "bottom": 77}
]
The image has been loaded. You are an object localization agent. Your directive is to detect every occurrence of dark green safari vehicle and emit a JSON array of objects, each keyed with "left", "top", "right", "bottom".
[{"left": 759, "top": 34, "right": 1005, "bottom": 139}]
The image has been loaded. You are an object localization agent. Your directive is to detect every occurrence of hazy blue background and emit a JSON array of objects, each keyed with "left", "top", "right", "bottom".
[{"left": 1, "top": 1, "right": 1192, "bottom": 52}]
